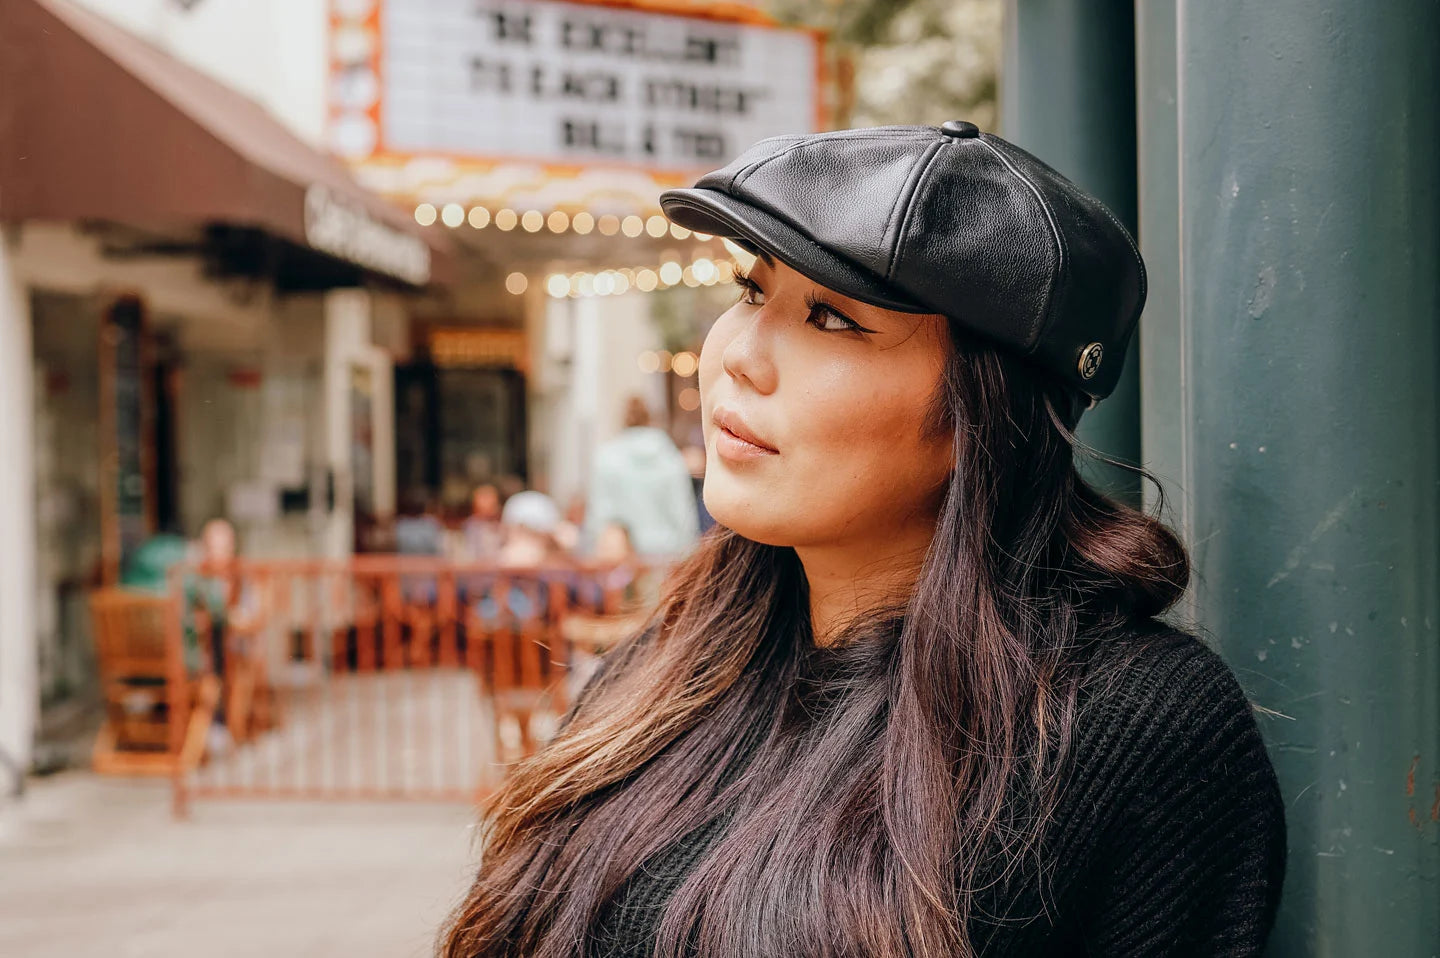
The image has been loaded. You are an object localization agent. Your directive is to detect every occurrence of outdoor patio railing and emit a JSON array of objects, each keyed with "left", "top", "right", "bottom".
[{"left": 121, "top": 557, "right": 660, "bottom": 817}]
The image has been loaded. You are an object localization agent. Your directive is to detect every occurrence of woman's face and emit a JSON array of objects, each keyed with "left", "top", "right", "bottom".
[{"left": 699, "top": 253, "right": 954, "bottom": 549}]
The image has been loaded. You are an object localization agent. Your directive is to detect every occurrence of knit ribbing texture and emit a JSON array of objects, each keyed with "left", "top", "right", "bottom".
[{"left": 564, "top": 625, "right": 1287, "bottom": 957}]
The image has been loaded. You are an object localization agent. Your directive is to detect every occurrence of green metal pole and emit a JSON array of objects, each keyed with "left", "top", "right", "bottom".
[
  {"left": 1150, "top": 1, "right": 1440, "bottom": 952},
  {"left": 1134, "top": 0, "right": 1182, "bottom": 515},
  {"left": 1000, "top": 0, "right": 1142, "bottom": 505}
]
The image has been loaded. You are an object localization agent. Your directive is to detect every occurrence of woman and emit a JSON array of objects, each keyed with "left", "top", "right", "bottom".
[{"left": 440, "top": 122, "right": 1287, "bottom": 957}]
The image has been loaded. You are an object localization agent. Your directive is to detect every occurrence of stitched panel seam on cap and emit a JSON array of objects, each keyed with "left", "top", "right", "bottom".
[
  {"left": 728, "top": 136, "right": 812, "bottom": 192},
  {"left": 883, "top": 139, "right": 944, "bottom": 282},
  {"left": 1089, "top": 198, "right": 1148, "bottom": 328},
  {"left": 978, "top": 139, "right": 1066, "bottom": 353},
  {"left": 731, "top": 133, "right": 930, "bottom": 195}
]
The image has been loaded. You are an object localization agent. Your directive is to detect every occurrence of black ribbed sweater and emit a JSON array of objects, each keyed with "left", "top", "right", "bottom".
[{"left": 563, "top": 624, "right": 1287, "bottom": 957}]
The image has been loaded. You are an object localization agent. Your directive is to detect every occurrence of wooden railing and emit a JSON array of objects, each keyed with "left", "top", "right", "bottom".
[{"left": 89, "top": 557, "right": 660, "bottom": 816}]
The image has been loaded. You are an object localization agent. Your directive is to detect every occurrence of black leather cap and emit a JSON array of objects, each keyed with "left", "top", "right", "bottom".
[{"left": 658, "top": 122, "right": 1146, "bottom": 403}]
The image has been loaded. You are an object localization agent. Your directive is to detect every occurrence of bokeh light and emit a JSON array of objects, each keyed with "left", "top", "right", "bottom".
[{"left": 671, "top": 351, "right": 699, "bottom": 377}]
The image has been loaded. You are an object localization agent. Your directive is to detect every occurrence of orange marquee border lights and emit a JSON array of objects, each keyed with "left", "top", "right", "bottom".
[
  {"left": 538, "top": 254, "right": 736, "bottom": 299},
  {"left": 413, "top": 202, "right": 714, "bottom": 244},
  {"left": 326, "top": 0, "right": 831, "bottom": 184}
]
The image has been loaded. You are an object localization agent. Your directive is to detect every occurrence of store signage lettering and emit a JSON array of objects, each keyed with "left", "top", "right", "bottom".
[
  {"left": 379, "top": 0, "right": 818, "bottom": 168},
  {"left": 304, "top": 185, "right": 432, "bottom": 285}
]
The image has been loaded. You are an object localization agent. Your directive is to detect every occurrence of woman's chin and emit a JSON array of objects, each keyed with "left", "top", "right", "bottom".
[{"left": 702, "top": 483, "right": 794, "bottom": 546}]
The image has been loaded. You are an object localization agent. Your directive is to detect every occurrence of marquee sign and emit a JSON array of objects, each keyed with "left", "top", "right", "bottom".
[{"left": 327, "top": 0, "right": 825, "bottom": 209}]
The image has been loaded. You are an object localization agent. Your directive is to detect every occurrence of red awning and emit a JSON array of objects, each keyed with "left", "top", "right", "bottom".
[{"left": 0, "top": 0, "right": 452, "bottom": 287}]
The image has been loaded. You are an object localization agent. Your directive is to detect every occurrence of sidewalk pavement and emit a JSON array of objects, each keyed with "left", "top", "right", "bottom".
[{"left": 0, "top": 772, "right": 480, "bottom": 958}]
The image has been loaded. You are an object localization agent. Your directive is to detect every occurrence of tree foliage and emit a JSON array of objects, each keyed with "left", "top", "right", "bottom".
[{"left": 764, "top": 0, "right": 1001, "bottom": 130}]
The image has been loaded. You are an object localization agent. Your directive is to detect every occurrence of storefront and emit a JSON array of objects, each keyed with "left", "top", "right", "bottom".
[{"left": 0, "top": 0, "right": 452, "bottom": 770}]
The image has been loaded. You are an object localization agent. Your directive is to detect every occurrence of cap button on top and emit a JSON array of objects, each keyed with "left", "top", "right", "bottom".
[{"left": 939, "top": 120, "right": 981, "bottom": 139}]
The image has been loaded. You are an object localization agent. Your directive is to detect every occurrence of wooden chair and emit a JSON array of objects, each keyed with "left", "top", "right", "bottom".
[{"left": 89, "top": 588, "right": 220, "bottom": 776}]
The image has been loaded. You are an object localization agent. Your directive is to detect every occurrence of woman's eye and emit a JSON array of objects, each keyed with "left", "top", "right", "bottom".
[
  {"left": 813, "top": 310, "right": 855, "bottom": 332},
  {"left": 735, "top": 278, "right": 765, "bottom": 305}
]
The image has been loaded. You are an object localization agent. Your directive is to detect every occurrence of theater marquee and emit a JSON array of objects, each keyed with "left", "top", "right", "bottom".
[{"left": 327, "top": 0, "right": 826, "bottom": 208}]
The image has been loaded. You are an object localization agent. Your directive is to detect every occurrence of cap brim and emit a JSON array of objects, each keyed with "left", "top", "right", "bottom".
[{"left": 658, "top": 188, "right": 932, "bottom": 314}]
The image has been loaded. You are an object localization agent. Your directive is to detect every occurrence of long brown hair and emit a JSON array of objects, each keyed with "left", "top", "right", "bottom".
[{"left": 439, "top": 324, "right": 1189, "bottom": 957}]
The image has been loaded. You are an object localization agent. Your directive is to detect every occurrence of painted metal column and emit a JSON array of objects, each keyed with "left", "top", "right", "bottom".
[
  {"left": 1000, "top": 0, "right": 1142, "bottom": 505},
  {"left": 1151, "top": 1, "right": 1440, "bottom": 952}
]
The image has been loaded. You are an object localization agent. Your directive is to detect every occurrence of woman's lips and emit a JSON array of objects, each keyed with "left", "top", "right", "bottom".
[{"left": 713, "top": 406, "right": 778, "bottom": 462}]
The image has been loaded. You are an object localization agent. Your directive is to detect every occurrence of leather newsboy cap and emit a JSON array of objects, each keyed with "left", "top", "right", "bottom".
[{"left": 658, "top": 120, "right": 1146, "bottom": 403}]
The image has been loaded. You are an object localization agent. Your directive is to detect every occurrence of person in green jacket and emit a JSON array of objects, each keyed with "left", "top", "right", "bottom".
[{"left": 583, "top": 396, "right": 701, "bottom": 561}]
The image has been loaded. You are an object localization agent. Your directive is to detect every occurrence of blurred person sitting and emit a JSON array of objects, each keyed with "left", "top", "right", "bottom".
[
  {"left": 555, "top": 494, "right": 588, "bottom": 554},
  {"left": 188, "top": 518, "right": 262, "bottom": 753},
  {"left": 469, "top": 490, "right": 572, "bottom": 631},
  {"left": 394, "top": 492, "right": 445, "bottom": 606},
  {"left": 459, "top": 483, "right": 505, "bottom": 562},
  {"left": 184, "top": 519, "right": 262, "bottom": 672},
  {"left": 115, "top": 519, "right": 261, "bottom": 755},
  {"left": 394, "top": 490, "right": 445, "bottom": 556},
  {"left": 584, "top": 395, "right": 700, "bottom": 560},
  {"left": 496, "top": 490, "right": 565, "bottom": 568}
]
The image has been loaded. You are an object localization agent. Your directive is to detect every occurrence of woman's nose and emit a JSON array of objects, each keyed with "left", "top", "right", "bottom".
[{"left": 719, "top": 310, "right": 778, "bottom": 395}]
